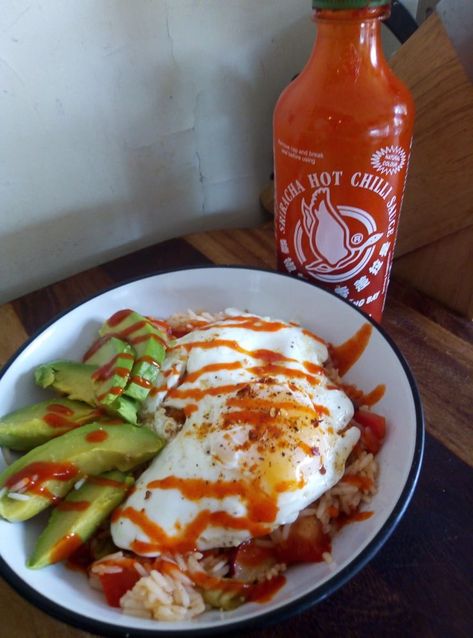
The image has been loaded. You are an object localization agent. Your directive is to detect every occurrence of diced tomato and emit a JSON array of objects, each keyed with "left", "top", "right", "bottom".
[
  {"left": 231, "top": 540, "right": 277, "bottom": 581},
  {"left": 98, "top": 566, "right": 141, "bottom": 607},
  {"left": 355, "top": 409, "right": 386, "bottom": 439},
  {"left": 169, "top": 327, "right": 190, "bottom": 338},
  {"left": 327, "top": 505, "right": 340, "bottom": 519},
  {"left": 273, "top": 516, "right": 331, "bottom": 564},
  {"left": 354, "top": 409, "right": 386, "bottom": 454}
]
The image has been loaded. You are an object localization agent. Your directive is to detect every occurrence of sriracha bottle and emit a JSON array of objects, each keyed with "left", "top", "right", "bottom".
[{"left": 274, "top": 0, "right": 414, "bottom": 322}]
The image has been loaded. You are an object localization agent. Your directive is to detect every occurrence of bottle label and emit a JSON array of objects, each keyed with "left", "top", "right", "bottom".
[{"left": 275, "top": 140, "right": 411, "bottom": 319}]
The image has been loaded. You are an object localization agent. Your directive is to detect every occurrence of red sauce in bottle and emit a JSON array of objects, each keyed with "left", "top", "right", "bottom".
[{"left": 274, "top": 2, "right": 414, "bottom": 322}]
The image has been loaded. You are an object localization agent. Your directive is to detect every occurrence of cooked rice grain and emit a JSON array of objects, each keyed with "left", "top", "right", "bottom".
[
  {"left": 120, "top": 561, "right": 205, "bottom": 621},
  {"left": 7, "top": 492, "right": 31, "bottom": 501}
]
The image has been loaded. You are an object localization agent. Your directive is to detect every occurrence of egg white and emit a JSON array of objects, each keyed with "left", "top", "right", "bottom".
[{"left": 111, "top": 311, "right": 359, "bottom": 554}]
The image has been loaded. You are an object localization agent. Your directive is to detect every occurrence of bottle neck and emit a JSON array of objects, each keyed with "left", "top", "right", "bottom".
[{"left": 309, "top": 7, "right": 389, "bottom": 77}]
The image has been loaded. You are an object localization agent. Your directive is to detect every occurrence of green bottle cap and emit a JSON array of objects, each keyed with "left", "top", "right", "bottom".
[{"left": 313, "top": 0, "right": 390, "bottom": 8}]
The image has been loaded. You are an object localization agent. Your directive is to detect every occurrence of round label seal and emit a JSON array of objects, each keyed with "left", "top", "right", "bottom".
[{"left": 370, "top": 145, "right": 406, "bottom": 175}]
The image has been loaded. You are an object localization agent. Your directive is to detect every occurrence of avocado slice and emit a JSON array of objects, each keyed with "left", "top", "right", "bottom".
[
  {"left": 203, "top": 588, "right": 246, "bottom": 611},
  {"left": 35, "top": 361, "right": 97, "bottom": 405},
  {"left": 35, "top": 361, "right": 139, "bottom": 425},
  {"left": 107, "top": 396, "right": 139, "bottom": 425},
  {"left": 99, "top": 309, "right": 169, "bottom": 402},
  {"left": 83, "top": 336, "right": 135, "bottom": 407},
  {"left": 28, "top": 470, "right": 133, "bottom": 569},
  {"left": 0, "top": 422, "right": 164, "bottom": 522},
  {"left": 0, "top": 399, "right": 102, "bottom": 451}
]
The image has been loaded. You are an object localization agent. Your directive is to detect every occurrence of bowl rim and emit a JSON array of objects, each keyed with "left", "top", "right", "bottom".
[{"left": 0, "top": 265, "right": 424, "bottom": 636}]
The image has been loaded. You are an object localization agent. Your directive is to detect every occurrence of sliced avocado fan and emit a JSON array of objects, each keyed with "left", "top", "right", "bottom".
[
  {"left": 99, "top": 309, "right": 169, "bottom": 402},
  {"left": 35, "top": 361, "right": 139, "bottom": 424},
  {"left": 28, "top": 470, "right": 133, "bottom": 569},
  {"left": 0, "top": 398, "right": 102, "bottom": 451},
  {"left": 0, "top": 422, "right": 164, "bottom": 522},
  {"left": 83, "top": 336, "right": 135, "bottom": 406}
]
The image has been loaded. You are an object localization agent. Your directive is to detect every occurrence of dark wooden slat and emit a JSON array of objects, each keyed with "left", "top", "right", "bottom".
[
  {"left": 0, "top": 304, "right": 28, "bottom": 367},
  {"left": 383, "top": 295, "right": 473, "bottom": 467},
  {"left": 389, "top": 278, "right": 473, "bottom": 344},
  {"left": 10, "top": 238, "right": 212, "bottom": 338},
  {"left": 12, "top": 268, "right": 114, "bottom": 336},
  {"left": 101, "top": 237, "right": 213, "bottom": 283},
  {"left": 186, "top": 224, "right": 276, "bottom": 269}
]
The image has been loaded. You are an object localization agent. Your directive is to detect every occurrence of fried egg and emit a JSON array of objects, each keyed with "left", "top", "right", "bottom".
[{"left": 111, "top": 310, "right": 359, "bottom": 555}]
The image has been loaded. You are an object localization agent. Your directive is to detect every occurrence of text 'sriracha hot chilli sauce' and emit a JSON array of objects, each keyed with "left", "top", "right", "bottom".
[{"left": 274, "top": 0, "right": 414, "bottom": 322}]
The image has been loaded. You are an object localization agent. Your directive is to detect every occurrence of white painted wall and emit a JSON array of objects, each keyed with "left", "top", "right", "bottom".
[{"left": 0, "top": 0, "right": 417, "bottom": 303}]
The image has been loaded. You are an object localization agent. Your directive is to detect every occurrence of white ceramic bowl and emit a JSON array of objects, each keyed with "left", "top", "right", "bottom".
[{"left": 0, "top": 267, "right": 423, "bottom": 636}]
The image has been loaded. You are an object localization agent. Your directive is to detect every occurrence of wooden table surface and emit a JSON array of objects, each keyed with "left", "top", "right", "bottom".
[{"left": 0, "top": 224, "right": 472, "bottom": 638}]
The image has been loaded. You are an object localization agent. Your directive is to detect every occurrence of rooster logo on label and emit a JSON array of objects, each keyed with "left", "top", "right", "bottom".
[{"left": 294, "top": 187, "right": 383, "bottom": 283}]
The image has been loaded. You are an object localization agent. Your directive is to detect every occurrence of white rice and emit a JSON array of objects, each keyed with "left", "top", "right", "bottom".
[
  {"left": 7, "top": 492, "right": 31, "bottom": 501},
  {"left": 298, "top": 507, "right": 317, "bottom": 517},
  {"left": 134, "top": 561, "right": 149, "bottom": 578},
  {"left": 74, "top": 477, "right": 87, "bottom": 490},
  {"left": 142, "top": 406, "right": 183, "bottom": 441},
  {"left": 199, "top": 554, "right": 229, "bottom": 578},
  {"left": 93, "top": 565, "right": 123, "bottom": 575},
  {"left": 90, "top": 551, "right": 125, "bottom": 575},
  {"left": 257, "top": 563, "right": 286, "bottom": 583},
  {"left": 7, "top": 477, "right": 29, "bottom": 493},
  {"left": 120, "top": 559, "right": 206, "bottom": 621}
]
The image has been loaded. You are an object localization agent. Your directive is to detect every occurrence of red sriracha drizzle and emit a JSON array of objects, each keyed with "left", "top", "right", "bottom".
[
  {"left": 85, "top": 430, "right": 108, "bottom": 443},
  {"left": 50, "top": 533, "right": 84, "bottom": 563},
  {"left": 42, "top": 404, "right": 102, "bottom": 430},
  {"left": 56, "top": 500, "right": 90, "bottom": 512},
  {"left": 5, "top": 461, "right": 78, "bottom": 504},
  {"left": 107, "top": 309, "right": 133, "bottom": 327}
]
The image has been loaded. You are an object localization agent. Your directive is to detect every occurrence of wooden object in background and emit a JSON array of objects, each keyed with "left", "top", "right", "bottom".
[
  {"left": 391, "top": 12, "right": 473, "bottom": 256},
  {"left": 394, "top": 225, "right": 473, "bottom": 318},
  {"left": 390, "top": 6, "right": 473, "bottom": 318}
]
